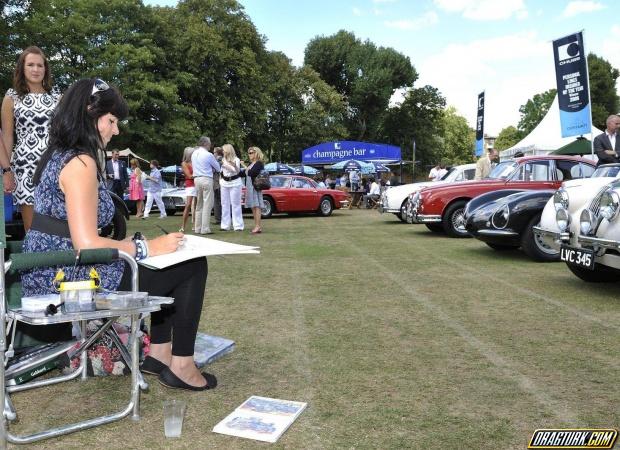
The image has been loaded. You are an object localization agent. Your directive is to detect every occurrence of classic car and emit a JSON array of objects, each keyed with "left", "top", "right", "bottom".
[
  {"left": 464, "top": 189, "right": 558, "bottom": 261},
  {"left": 406, "top": 155, "right": 596, "bottom": 237},
  {"left": 378, "top": 163, "right": 476, "bottom": 222},
  {"left": 533, "top": 163, "right": 620, "bottom": 281},
  {"left": 257, "top": 175, "right": 349, "bottom": 218}
]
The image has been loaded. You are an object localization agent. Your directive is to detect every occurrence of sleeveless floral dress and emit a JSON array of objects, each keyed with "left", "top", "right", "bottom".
[
  {"left": 22, "top": 151, "right": 124, "bottom": 296},
  {"left": 6, "top": 87, "right": 61, "bottom": 205}
]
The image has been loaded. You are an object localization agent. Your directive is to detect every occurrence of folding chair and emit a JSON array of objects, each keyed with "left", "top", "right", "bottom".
[{"left": 0, "top": 243, "right": 171, "bottom": 447}]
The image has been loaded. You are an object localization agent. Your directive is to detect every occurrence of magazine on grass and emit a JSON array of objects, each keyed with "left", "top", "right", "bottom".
[
  {"left": 194, "top": 333, "right": 235, "bottom": 368},
  {"left": 138, "top": 235, "right": 260, "bottom": 269},
  {"left": 213, "top": 396, "right": 307, "bottom": 443}
]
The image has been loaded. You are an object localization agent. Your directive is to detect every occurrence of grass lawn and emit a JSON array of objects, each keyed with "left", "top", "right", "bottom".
[{"left": 6, "top": 208, "right": 620, "bottom": 449}]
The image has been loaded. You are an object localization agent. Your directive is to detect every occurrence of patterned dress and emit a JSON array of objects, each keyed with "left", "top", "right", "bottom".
[
  {"left": 22, "top": 151, "right": 124, "bottom": 296},
  {"left": 6, "top": 87, "right": 61, "bottom": 205},
  {"left": 128, "top": 169, "right": 144, "bottom": 200}
]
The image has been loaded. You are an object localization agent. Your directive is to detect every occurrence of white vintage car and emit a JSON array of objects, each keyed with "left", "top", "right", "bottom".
[
  {"left": 378, "top": 163, "right": 476, "bottom": 222},
  {"left": 534, "top": 163, "right": 620, "bottom": 282}
]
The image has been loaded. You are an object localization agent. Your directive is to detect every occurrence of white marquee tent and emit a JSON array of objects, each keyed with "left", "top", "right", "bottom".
[
  {"left": 499, "top": 95, "right": 603, "bottom": 160},
  {"left": 105, "top": 148, "right": 149, "bottom": 163}
]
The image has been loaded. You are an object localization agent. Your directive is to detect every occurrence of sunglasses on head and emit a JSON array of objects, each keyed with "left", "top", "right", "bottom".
[{"left": 91, "top": 78, "right": 110, "bottom": 96}]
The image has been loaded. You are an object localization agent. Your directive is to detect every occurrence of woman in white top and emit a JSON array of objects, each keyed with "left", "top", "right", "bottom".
[{"left": 219, "top": 143, "right": 244, "bottom": 231}]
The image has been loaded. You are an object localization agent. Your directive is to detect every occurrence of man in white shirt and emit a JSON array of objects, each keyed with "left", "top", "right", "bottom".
[
  {"left": 428, "top": 163, "right": 447, "bottom": 181},
  {"left": 191, "top": 136, "right": 221, "bottom": 234},
  {"left": 363, "top": 177, "right": 381, "bottom": 208},
  {"left": 105, "top": 149, "right": 128, "bottom": 198}
]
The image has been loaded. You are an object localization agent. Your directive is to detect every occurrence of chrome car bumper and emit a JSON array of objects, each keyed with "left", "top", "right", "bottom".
[
  {"left": 576, "top": 235, "right": 620, "bottom": 270},
  {"left": 378, "top": 205, "right": 399, "bottom": 214},
  {"left": 577, "top": 235, "right": 620, "bottom": 251},
  {"left": 532, "top": 226, "right": 570, "bottom": 242},
  {"left": 477, "top": 229, "right": 518, "bottom": 237},
  {"left": 414, "top": 214, "right": 441, "bottom": 223}
]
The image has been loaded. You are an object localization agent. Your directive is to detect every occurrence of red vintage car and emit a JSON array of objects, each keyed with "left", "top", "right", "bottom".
[
  {"left": 244, "top": 175, "right": 350, "bottom": 218},
  {"left": 408, "top": 155, "right": 596, "bottom": 237}
]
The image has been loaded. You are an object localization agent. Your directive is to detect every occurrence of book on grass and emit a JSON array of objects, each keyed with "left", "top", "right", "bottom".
[
  {"left": 213, "top": 396, "right": 307, "bottom": 443},
  {"left": 138, "top": 235, "right": 260, "bottom": 270},
  {"left": 193, "top": 333, "right": 235, "bottom": 368}
]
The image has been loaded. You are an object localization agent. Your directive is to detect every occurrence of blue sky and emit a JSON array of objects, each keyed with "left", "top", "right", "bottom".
[{"left": 144, "top": 0, "right": 619, "bottom": 135}]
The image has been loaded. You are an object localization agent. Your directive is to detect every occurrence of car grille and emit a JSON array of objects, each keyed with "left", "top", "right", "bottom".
[{"left": 588, "top": 184, "right": 614, "bottom": 217}]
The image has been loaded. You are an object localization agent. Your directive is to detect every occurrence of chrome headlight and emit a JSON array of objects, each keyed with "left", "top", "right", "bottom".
[
  {"left": 553, "top": 188, "right": 569, "bottom": 211},
  {"left": 580, "top": 209, "right": 595, "bottom": 235},
  {"left": 555, "top": 208, "right": 570, "bottom": 232},
  {"left": 599, "top": 190, "right": 620, "bottom": 221},
  {"left": 491, "top": 204, "right": 509, "bottom": 229}
]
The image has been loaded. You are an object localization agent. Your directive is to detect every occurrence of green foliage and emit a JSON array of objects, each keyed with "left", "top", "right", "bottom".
[
  {"left": 517, "top": 89, "right": 556, "bottom": 135},
  {"left": 587, "top": 53, "right": 620, "bottom": 130},
  {"left": 2, "top": 0, "right": 446, "bottom": 167},
  {"left": 304, "top": 30, "right": 417, "bottom": 141},
  {"left": 440, "top": 106, "right": 476, "bottom": 165},
  {"left": 494, "top": 126, "right": 523, "bottom": 151},
  {"left": 377, "top": 85, "right": 446, "bottom": 168}
]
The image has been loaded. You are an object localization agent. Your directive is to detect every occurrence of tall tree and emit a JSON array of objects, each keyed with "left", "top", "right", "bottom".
[
  {"left": 440, "top": 106, "right": 475, "bottom": 165},
  {"left": 517, "top": 89, "right": 556, "bottom": 135},
  {"left": 263, "top": 52, "right": 347, "bottom": 162},
  {"left": 378, "top": 85, "right": 446, "bottom": 169},
  {"left": 588, "top": 53, "right": 620, "bottom": 130},
  {"left": 304, "top": 30, "right": 417, "bottom": 141},
  {"left": 494, "top": 126, "right": 523, "bottom": 151}
]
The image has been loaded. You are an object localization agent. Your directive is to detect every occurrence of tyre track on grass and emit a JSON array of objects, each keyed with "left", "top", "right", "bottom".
[
  {"left": 280, "top": 235, "right": 326, "bottom": 448},
  {"left": 330, "top": 220, "right": 580, "bottom": 425}
]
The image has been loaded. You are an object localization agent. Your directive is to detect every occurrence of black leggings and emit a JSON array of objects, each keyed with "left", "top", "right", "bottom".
[{"left": 119, "top": 257, "right": 208, "bottom": 357}]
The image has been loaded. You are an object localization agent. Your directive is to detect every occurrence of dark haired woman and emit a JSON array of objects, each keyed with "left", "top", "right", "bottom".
[
  {"left": 22, "top": 78, "right": 216, "bottom": 391},
  {"left": 1, "top": 46, "right": 61, "bottom": 230}
]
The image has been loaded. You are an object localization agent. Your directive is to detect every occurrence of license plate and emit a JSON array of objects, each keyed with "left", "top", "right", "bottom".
[{"left": 560, "top": 245, "right": 594, "bottom": 270}]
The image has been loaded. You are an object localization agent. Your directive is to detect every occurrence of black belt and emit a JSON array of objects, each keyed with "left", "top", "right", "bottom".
[
  {"left": 31, "top": 212, "right": 71, "bottom": 239},
  {"left": 221, "top": 174, "right": 240, "bottom": 182}
]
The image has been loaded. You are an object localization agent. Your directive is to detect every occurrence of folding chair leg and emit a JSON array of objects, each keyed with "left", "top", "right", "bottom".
[{"left": 130, "top": 314, "right": 140, "bottom": 421}]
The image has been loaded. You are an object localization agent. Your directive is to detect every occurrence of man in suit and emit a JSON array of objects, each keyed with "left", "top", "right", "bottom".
[
  {"left": 594, "top": 114, "right": 620, "bottom": 165},
  {"left": 474, "top": 148, "right": 498, "bottom": 180},
  {"left": 105, "top": 149, "right": 129, "bottom": 198}
]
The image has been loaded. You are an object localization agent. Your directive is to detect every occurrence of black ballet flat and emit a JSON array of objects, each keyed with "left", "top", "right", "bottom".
[
  {"left": 158, "top": 367, "right": 217, "bottom": 391},
  {"left": 140, "top": 356, "right": 168, "bottom": 375}
]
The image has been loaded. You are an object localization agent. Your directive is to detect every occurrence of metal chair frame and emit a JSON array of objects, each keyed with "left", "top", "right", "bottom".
[{"left": 0, "top": 248, "right": 161, "bottom": 448}]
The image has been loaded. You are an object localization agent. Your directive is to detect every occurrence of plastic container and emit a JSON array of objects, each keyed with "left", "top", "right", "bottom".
[
  {"left": 59, "top": 280, "right": 97, "bottom": 312},
  {"left": 21, "top": 294, "right": 61, "bottom": 313},
  {"left": 94, "top": 291, "right": 148, "bottom": 310}
]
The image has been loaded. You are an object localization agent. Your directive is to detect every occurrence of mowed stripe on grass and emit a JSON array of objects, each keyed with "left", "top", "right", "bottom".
[{"left": 6, "top": 209, "right": 619, "bottom": 449}]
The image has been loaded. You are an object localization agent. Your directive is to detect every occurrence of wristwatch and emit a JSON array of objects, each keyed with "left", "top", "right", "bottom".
[{"left": 1, "top": 167, "right": 11, "bottom": 174}]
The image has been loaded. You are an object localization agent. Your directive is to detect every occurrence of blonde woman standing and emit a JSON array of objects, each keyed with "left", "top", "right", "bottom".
[
  {"left": 128, "top": 158, "right": 144, "bottom": 217},
  {"left": 180, "top": 146, "right": 196, "bottom": 232},
  {"left": 219, "top": 144, "right": 244, "bottom": 231},
  {"left": 244, "top": 146, "right": 265, "bottom": 234}
]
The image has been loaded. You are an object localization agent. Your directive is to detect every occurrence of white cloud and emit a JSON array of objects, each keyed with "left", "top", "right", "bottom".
[
  {"left": 417, "top": 31, "right": 555, "bottom": 134},
  {"left": 372, "top": 0, "right": 397, "bottom": 3},
  {"left": 561, "top": 1, "right": 605, "bottom": 18},
  {"left": 352, "top": 7, "right": 362, "bottom": 16},
  {"left": 433, "top": 0, "right": 527, "bottom": 21},
  {"left": 384, "top": 11, "right": 438, "bottom": 31}
]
